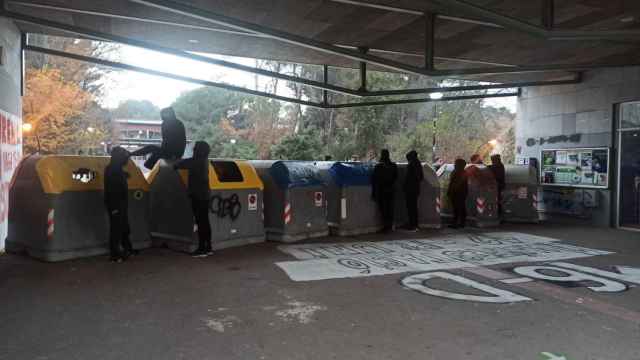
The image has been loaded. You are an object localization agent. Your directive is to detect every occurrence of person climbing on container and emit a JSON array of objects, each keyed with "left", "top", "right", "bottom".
[
  {"left": 448, "top": 158, "right": 469, "bottom": 229},
  {"left": 402, "top": 150, "right": 424, "bottom": 232},
  {"left": 104, "top": 146, "right": 137, "bottom": 262},
  {"left": 130, "top": 107, "right": 187, "bottom": 169},
  {"left": 372, "top": 149, "right": 398, "bottom": 233},
  {"left": 489, "top": 154, "right": 506, "bottom": 218},
  {"left": 174, "top": 141, "right": 212, "bottom": 258}
]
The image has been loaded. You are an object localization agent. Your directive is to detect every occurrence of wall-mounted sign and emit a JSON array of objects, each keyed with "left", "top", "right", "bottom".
[
  {"left": 71, "top": 168, "right": 97, "bottom": 184},
  {"left": 540, "top": 148, "right": 609, "bottom": 189}
]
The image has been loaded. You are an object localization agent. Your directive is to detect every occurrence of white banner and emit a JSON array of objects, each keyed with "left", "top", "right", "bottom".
[
  {"left": 276, "top": 232, "right": 612, "bottom": 282},
  {"left": 0, "top": 109, "right": 22, "bottom": 251}
]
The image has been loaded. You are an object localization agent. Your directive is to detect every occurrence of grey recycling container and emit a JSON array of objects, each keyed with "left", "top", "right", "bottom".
[
  {"left": 437, "top": 164, "right": 500, "bottom": 227},
  {"left": 149, "top": 159, "right": 265, "bottom": 252},
  {"left": 502, "top": 165, "right": 540, "bottom": 223},
  {"left": 7, "top": 155, "right": 151, "bottom": 261},
  {"left": 250, "top": 160, "right": 329, "bottom": 242},
  {"left": 315, "top": 161, "right": 383, "bottom": 236},
  {"left": 395, "top": 163, "right": 442, "bottom": 229}
]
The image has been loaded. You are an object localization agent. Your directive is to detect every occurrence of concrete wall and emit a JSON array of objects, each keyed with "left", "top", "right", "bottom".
[
  {"left": 0, "top": 17, "right": 23, "bottom": 250},
  {"left": 516, "top": 68, "right": 640, "bottom": 227}
]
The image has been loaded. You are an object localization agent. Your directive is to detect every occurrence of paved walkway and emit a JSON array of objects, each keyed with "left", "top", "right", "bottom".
[{"left": 1, "top": 224, "right": 639, "bottom": 360}]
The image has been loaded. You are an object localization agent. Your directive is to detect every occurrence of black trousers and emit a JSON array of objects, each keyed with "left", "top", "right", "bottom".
[
  {"left": 192, "top": 198, "right": 212, "bottom": 251},
  {"left": 451, "top": 196, "right": 467, "bottom": 227},
  {"left": 108, "top": 207, "right": 133, "bottom": 258},
  {"left": 405, "top": 191, "right": 419, "bottom": 228},
  {"left": 130, "top": 145, "right": 175, "bottom": 170},
  {"left": 377, "top": 192, "right": 395, "bottom": 230}
]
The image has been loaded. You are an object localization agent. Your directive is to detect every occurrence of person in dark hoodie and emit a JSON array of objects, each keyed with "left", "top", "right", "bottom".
[
  {"left": 448, "top": 158, "right": 469, "bottom": 229},
  {"left": 174, "top": 141, "right": 212, "bottom": 257},
  {"left": 104, "top": 146, "right": 136, "bottom": 262},
  {"left": 403, "top": 150, "right": 424, "bottom": 232},
  {"left": 488, "top": 154, "right": 506, "bottom": 217},
  {"left": 131, "top": 107, "right": 187, "bottom": 169},
  {"left": 372, "top": 149, "right": 398, "bottom": 233}
]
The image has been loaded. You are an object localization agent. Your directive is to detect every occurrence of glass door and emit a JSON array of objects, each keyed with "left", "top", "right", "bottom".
[{"left": 618, "top": 102, "right": 640, "bottom": 229}]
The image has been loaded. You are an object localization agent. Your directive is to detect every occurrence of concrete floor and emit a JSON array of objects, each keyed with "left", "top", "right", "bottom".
[{"left": 1, "top": 224, "right": 639, "bottom": 360}]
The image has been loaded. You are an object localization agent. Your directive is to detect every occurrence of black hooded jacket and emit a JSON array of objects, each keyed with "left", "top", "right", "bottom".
[
  {"left": 104, "top": 147, "right": 130, "bottom": 212},
  {"left": 174, "top": 141, "right": 211, "bottom": 201},
  {"left": 404, "top": 150, "right": 424, "bottom": 194},
  {"left": 447, "top": 159, "right": 468, "bottom": 200},
  {"left": 372, "top": 150, "right": 398, "bottom": 200}
]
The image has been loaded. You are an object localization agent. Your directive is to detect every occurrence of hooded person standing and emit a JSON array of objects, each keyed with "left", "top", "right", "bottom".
[
  {"left": 489, "top": 154, "right": 506, "bottom": 217},
  {"left": 131, "top": 107, "right": 187, "bottom": 169},
  {"left": 403, "top": 150, "right": 424, "bottom": 232},
  {"left": 372, "top": 149, "right": 398, "bottom": 233},
  {"left": 448, "top": 158, "right": 469, "bottom": 229},
  {"left": 174, "top": 141, "right": 212, "bottom": 257},
  {"left": 104, "top": 146, "right": 136, "bottom": 262}
]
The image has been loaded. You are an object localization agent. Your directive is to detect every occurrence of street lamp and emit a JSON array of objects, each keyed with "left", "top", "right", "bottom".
[
  {"left": 22, "top": 122, "right": 41, "bottom": 154},
  {"left": 430, "top": 92, "right": 444, "bottom": 163}
]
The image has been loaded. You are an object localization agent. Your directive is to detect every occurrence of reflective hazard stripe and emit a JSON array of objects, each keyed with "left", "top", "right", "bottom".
[
  {"left": 47, "top": 209, "right": 55, "bottom": 239},
  {"left": 436, "top": 197, "right": 441, "bottom": 214},
  {"left": 476, "top": 198, "right": 486, "bottom": 215},
  {"left": 284, "top": 202, "right": 292, "bottom": 225}
]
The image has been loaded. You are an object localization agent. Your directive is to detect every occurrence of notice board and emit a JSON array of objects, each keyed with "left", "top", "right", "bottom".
[{"left": 540, "top": 148, "right": 609, "bottom": 189}]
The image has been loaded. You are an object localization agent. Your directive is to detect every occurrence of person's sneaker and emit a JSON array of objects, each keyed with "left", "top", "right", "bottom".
[
  {"left": 399, "top": 226, "right": 419, "bottom": 232},
  {"left": 191, "top": 249, "right": 208, "bottom": 258},
  {"left": 206, "top": 249, "right": 214, "bottom": 255},
  {"left": 109, "top": 256, "right": 124, "bottom": 263}
]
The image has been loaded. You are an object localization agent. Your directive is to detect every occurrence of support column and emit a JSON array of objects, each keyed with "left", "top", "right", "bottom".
[
  {"left": 358, "top": 47, "right": 368, "bottom": 92},
  {"left": 424, "top": 12, "right": 436, "bottom": 70}
]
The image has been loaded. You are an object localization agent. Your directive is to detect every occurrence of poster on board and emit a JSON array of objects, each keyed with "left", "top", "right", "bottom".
[
  {"left": 540, "top": 148, "right": 609, "bottom": 189},
  {"left": 0, "top": 109, "right": 23, "bottom": 250}
]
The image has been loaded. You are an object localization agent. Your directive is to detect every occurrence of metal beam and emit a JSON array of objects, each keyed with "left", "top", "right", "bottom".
[
  {"left": 24, "top": 44, "right": 326, "bottom": 108},
  {"left": 362, "top": 76, "right": 580, "bottom": 97},
  {"left": 541, "top": 0, "right": 554, "bottom": 30},
  {"left": 428, "top": 0, "right": 640, "bottom": 41},
  {"left": 328, "top": 92, "right": 519, "bottom": 108},
  {"left": 327, "top": 0, "right": 503, "bottom": 28},
  {"left": 424, "top": 12, "right": 435, "bottom": 71},
  {"left": 9, "top": 1, "right": 515, "bottom": 68},
  {"left": 358, "top": 47, "right": 368, "bottom": 92},
  {"left": 24, "top": 44, "right": 524, "bottom": 109},
  {"left": 9, "top": 10, "right": 580, "bottom": 96},
  {"left": 2, "top": 10, "right": 365, "bottom": 97},
  {"left": 131, "top": 0, "right": 640, "bottom": 76}
]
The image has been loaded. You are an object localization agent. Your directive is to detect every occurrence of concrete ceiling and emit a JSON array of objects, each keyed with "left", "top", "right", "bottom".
[{"left": 6, "top": 0, "right": 640, "bottom": 84}]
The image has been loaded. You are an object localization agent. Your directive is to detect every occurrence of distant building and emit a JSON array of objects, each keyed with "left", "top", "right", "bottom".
[
  {"left": 112, "top": 119, "right": 162, "bottom": 173},
  {"left": 111, "top": 118, "right": 193, "bottom": 173}
]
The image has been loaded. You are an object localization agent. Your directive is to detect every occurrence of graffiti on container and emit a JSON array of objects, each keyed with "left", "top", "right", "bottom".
[
  {"left": 526, "top": 134, "right": 582, "bottom": 147},
  {"left": 210, "top": 193, "right": 241, "bottom": 221},
  {"left": 539, "top": 188, "right": 595, "bottom": 216},
  {"left": 72, "top": 168, "right": 97, "bottom": 183}
]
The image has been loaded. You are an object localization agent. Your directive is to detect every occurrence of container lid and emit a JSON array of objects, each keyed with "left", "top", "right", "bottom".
[
  {"left": 34, "top": 155, "right": 149, "bottom": 194},
  {"left": 270, "top": 161, "right": 325, "bottom": 189},
  {"left": 328, "top": 162, "right": 374, "bottom": 187}
]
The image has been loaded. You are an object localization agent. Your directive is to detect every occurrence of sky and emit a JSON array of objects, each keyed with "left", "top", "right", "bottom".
[{"left": 102, "top": 46, "right": 518, "bottom": 112}]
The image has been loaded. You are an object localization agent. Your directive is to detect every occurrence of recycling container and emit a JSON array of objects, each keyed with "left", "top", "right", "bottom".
[
  {"left": 315, "top": 161, "right": 383, "bottom": 236},
  {"left": 7, "top": 155, "right": 151, "bottom": 261},
  {"left": 502, "top": 165, "right": 540, "bottom": 223},
  {"left": 149, "top": 159, "right": 265, "bottom": 252},
  {"left": 437, "top": 164, "right": 500, "bottom": 227},
  {"left": 250, "top": 161, "right": 329, "bottom": 242},
  {"left": 395, "top": 163, "right": 442, "bottom": 229}
]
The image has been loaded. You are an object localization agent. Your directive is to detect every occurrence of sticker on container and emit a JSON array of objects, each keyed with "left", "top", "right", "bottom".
[
  {"left": 314, "top": 192, "right": 323, "bottom": 207},
  {"left": 248, "top": 193, "right": 258, "bottom": 211},
  {"left": 341, "top": 198, "right": 347, "bottom": 219},
  {"left": 133, "top": 190, "right": 144, "bottom": 200},
  {"left": 517, "top": 187, "right": 528, "bottom": 199}
]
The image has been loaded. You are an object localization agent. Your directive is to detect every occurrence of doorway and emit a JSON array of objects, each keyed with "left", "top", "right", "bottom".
[{"left": 617, "top": 102, "right": 640, "bottom": 230}]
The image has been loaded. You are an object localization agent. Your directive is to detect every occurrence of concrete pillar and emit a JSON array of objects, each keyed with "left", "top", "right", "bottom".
[{"left": 0, "top": 17, "right": 23, "bottom": 250}]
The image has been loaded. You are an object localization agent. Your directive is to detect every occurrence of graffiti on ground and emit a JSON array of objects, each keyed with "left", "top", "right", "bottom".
[{"left": 276, "top": 232, "right": 612, "bottom": 282}]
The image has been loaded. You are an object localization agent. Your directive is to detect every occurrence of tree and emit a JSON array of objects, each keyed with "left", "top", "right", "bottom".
[
  {"left": 112, "top": 99, "right": 160, "bottom": 120},
  {"left": 271, "top": 129, "right": 323, "bottom": 160},
  {"left": 23, "top": 68, "right": 92, "bottom": 154}
]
